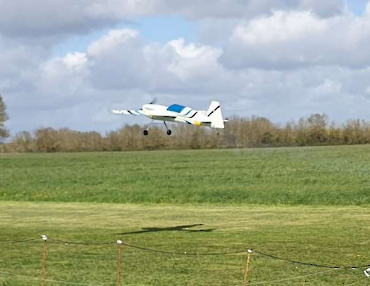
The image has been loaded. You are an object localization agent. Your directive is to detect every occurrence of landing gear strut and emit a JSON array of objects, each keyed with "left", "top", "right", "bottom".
[
  {"left": 142, "top": 121, "right": 172, "bottom": 135},
  {"left": 164, "top": 122, "right": 172, "bottom": 136},
  {"left": 143, "top": 121, "right": 153, "bottom": 136}
]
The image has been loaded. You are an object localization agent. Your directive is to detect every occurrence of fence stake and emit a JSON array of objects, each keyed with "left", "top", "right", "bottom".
[
  {"left": 40, "top": 235, "right": 48, "bottom": 286},
  {"left": 116, "top": 240, "right": 123, "bottom": 286},
  {"left": 242, "top": 249, "right": 253, "bottom": 286}
]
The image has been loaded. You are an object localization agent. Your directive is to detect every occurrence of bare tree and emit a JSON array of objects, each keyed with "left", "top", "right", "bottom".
[
  {"left": 34, "top": 127, "right": 60, "bottom": 152},
  {"left": 0, "top": 95, "right": 9, "bottom": 143},
  {"left": 307, "top": 114, "right": 328, "bottom": 144},
  {"left": 12, "top": 131, "right": 34, "bottom": 152}
]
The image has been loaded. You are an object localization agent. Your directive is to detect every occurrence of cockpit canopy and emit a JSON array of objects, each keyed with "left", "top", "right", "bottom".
[{"left": 167, "top": 104, "right": 186, "bottom": 113}]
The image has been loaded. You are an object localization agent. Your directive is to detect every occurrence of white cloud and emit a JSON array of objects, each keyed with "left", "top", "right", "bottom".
[
  {"left": 0, "top": 0, "right": 344, "bottom": 40},
  {"left": 220, "top": 10, "right": 370, "bottom": 70},
  {"left": 314, "top": 79, "right": 342, "bottom": 94},
  {"left": 163, "top": 39, "right": 222, "bottom": 82},
  {"left": 87, "top": 29, "right": 150, "bottom": 90},
  {"left": 84, "top": 29, "right": 227, "bottom": 94},
  {"left": 37, "top": 52, "right": 89, "bottom": 98},
  {"left": 87, "top": 29, "right": 139, "bottom": 56},
  {"left": 153, "top": 0, "right": 344, "bottom": 20},
  {"left": 366, "top": 1, "right": 370, "bottom": 15},
  {"left": 0, "top": 37, "right": 49, "bottom": 95}
]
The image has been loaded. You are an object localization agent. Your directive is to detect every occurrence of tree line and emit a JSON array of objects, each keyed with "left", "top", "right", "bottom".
[
  {"left": 2, "top": 94, "right": 370, "bottom": 152},
  {"left": 2, "top": 113, "right": 370, "bottom": 153}
]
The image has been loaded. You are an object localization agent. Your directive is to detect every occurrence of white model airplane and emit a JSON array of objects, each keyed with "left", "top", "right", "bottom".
[{"left": 112, "top": 100, "right": 226, "bottom": 135}]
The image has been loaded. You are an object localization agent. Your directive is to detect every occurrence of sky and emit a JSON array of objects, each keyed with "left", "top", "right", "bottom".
[{"left": 1, "top": 0, "right": 370, "bottom": 135}]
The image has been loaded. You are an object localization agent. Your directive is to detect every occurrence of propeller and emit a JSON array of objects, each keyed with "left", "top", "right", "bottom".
[{"left": 149, "top": 97, "right": 157, "bottom": 105}]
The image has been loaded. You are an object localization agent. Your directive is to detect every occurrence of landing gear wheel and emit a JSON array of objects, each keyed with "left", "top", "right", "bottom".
[
  {"left": 167, "top": 130, "right": 172, "bottom": 136},
  {"left": 143, "top": 130, "right": 149, "bottom": 136}
]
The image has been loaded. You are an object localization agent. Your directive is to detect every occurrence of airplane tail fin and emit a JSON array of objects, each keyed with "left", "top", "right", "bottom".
[{"left": 207, "top": 101, "right": 224, "bottom": 129}]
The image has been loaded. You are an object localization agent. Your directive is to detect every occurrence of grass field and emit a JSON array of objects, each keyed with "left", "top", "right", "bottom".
[
  {"left": 1, "top": 145, "right": 370, "bottom": 205},
  {"left": 1, "top": 145, "right": 370, "bottom": 285},
  {"left": 1, "top": 202, "right": 370, "bottom": 285}
]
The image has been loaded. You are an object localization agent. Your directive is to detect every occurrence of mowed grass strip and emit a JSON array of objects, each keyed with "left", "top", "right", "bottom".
[
  {"left": 1, "top": 145, "right": 370, "bottom": 205},
  {"left": 1, "top": 202, "right": 370, "bottom": 285}
]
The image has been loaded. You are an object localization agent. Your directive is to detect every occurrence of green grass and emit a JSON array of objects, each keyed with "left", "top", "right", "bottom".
[
  {"left": 1, "top": 145, "right": 370, "bottom": 205},
  {"left": 1, "top": 145, "right": 370, "bottom": 285},
  {"left": 1, "top": 202, "right": 370, "bottom": 285}
]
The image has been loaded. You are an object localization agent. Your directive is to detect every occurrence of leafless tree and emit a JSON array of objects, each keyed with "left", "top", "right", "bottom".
[{"left": 0, "top": 95, "right": 9, "bottom": 144}]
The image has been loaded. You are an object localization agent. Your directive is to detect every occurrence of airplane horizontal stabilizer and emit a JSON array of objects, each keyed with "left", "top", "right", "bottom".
[{"left": 112, "top": 110, "right": 141, "bottom": 116}]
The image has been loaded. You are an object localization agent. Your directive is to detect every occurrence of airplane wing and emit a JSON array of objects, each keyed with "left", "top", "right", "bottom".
[{"left": 112, "top": 109, "right": 142, "bottom": 116}]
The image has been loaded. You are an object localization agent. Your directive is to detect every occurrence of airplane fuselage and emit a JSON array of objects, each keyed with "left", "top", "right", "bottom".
[{"left": 141, "top": 104, "right": 212, "bottom": 127}]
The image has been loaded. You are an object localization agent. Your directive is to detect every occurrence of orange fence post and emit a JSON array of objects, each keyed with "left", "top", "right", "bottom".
[
  {"left": 242, "top": 249, "right": 253, "bottom": 286},
  {"left": 40, "top": 235, "right": 48, "bottom": 286},
  {"left": 116, "top": 240, "right": 123, "bottom": 286}
]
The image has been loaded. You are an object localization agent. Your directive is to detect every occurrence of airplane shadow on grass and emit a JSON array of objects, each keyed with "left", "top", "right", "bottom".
[{"left": 118, "top": 224, "right": 214, "bottom": 235}]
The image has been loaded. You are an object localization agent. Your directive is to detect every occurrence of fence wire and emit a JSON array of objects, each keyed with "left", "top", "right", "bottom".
[{"left": 1, "top": 236, "right": 370, "bottom": 285}]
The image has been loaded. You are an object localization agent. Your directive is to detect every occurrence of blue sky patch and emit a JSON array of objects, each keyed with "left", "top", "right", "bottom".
[
  {"left": 344, "top": 0, "right": 368, "bottom": 16},
  {"left": 135, "top": 15, "right": 196, "bottom": 44}
]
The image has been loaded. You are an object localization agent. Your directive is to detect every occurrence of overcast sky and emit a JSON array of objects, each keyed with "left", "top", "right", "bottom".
[{"left": 1, "top": 0, "right": 370, "bottom": 134}]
